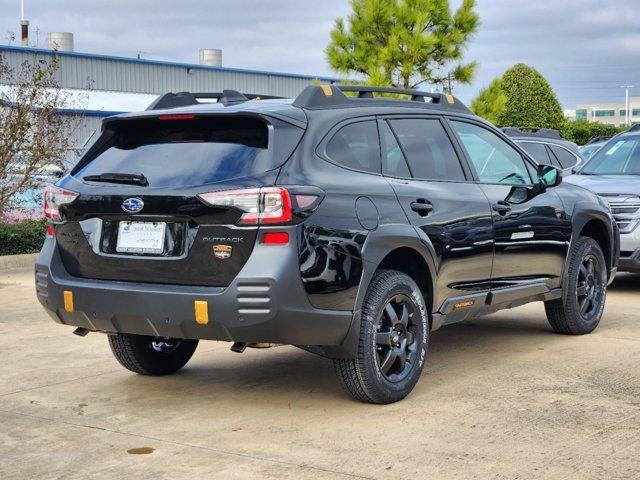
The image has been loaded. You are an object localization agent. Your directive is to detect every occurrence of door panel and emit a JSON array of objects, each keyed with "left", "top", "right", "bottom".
[
  {"left": 448, "top": 120, "right": 572, "bottom": 288},
  {"left": 380, "top": 118, "right": 494, "bottom": 309},
  {"left": 480, "top": 185, "right": 571, "bottom": 287}
]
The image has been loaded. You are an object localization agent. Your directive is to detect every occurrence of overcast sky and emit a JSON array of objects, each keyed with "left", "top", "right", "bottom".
[{"left": 1, "top": 0, "right": 639, "bottom": 108}]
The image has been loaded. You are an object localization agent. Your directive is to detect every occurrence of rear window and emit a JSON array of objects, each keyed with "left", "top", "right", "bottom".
[
  {"left": 549, "top": 145, "right": 578, "bottom": 169},
  {"left": 74, "top": 116, "right": 276, "bottom": 188},
  {"left": 389, "top": 119, "right": 465, "bottom": 181}
]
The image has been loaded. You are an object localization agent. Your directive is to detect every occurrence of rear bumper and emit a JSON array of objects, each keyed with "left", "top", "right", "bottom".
[{"left": 35, "top": 235, "right": 354, "bottom": 346}]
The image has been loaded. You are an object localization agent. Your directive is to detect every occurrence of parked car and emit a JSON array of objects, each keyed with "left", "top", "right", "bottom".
[
  {"left": 565, "top": 125, "right": 640, "bottom": 273},
  {"left": 502, "top": 127, "right": 585, "bottom": 171},
  {"left": 579, "top": 136, "right": 611, "bottom": 160},
  {"left": 36, "top": 86, "right": 618, "bottom": 404}
]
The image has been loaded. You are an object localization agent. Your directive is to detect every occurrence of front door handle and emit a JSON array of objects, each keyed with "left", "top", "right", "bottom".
[
  {"left": 492, "top": 201, "right": 512, "bottom": 216},
  {"left": 410, "top": 200, "right": 434, "bottom": 216}
]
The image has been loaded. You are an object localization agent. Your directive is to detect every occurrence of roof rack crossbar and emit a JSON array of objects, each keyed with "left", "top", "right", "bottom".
[
  {"left": 337, "top": 85, "right": 441, "bottom": 103},
  {"left": 292, "top": 84, "right": 471, "bottom": 113},
  {"left": 147, "top": 90, "right": 286, "bottom": 110}
]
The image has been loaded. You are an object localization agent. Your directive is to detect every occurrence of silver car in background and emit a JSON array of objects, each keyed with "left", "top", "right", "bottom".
[{"left": 565, "top": 126, "right": 640, "bottom": 273}]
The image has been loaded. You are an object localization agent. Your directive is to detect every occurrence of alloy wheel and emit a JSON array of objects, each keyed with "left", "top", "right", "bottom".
[{"left": 375, "top": 294, "right": 419, "bottom": 382}]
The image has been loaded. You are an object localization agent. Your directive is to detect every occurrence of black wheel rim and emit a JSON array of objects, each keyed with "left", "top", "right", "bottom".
[
  {"left": 576, "top": 253, "right": 605, "bottom": 320},
  {"left": 375, "top": 294, "right": 419, "bottom": 383},
  {"left": 150, "top": 339, "right": 180, "bottom": 353}
]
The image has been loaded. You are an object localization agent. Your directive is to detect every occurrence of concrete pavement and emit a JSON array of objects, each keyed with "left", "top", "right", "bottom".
[{"left": 1, "top": 265, "right": 639, "bottom": 479}]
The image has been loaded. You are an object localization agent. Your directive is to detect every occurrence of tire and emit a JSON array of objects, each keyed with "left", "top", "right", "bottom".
[
  {"left": 333, "top": 270, "right": 429, "bottom": 404},
  {"left": 545, "top": 236, "right": 607, "bottom": 335},
  {"left": 108, "top": 333, "right": 199, "bottom": 376}
]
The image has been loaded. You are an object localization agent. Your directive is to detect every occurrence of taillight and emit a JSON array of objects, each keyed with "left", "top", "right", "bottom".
[
  {"left": 44, "top": 185, "right": 78, "bottom": 222},
  {"left": 46, "top": 224, "right": 56, "bottom": 237},
  {"left": 198, "top": 187, "right": 292, "bottom": 225}
]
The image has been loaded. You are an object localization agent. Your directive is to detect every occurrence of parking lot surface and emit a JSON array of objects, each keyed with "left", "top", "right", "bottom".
[{"left": 1, "top": 265, "right": 639, "bottom": 480}]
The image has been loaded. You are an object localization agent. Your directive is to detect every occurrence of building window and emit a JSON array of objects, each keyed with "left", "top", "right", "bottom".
[
  {"left": 620, "top": 110, "right": 627, "bottom": 117},
  {"left": 576, "top": 109, "right": 587, "bottom": 120},
  {"left": 595, "top": 110, "right": 615, "bottom": 117},
  {"left": 632, "top": 109, "right": 640, "bottom": 117}
]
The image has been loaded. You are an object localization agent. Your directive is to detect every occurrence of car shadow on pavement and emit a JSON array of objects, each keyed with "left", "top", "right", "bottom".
[{"left": 112, "top": 314, "right": 560, "bottom": 406}]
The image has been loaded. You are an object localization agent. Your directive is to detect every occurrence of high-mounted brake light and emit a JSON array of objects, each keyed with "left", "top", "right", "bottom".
[
  {"left": 197, "top": 187, "right": 292, "bottom": 225},
  {"left": 157, "top": 114, "right": 197, "bottom": 121},
  {"left": 44, "top": 185, "right": 78, "bottom": 222}
]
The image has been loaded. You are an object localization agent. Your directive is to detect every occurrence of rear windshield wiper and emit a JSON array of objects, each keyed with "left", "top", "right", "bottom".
[{"left": 83, "top": 172, "right": 149, "bottom": 186}]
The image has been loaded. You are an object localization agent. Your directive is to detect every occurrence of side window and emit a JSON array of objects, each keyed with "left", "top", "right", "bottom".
[
  {"left": 549, "top": 145, "right": 578, "bottom": 169},
  {"left": 519, "top": 141, "right": 551, "bottom": 165},
  {"left": 388, "top": 119, "right": 465, "bottom": 181},
  {"left": 325, "top": 121, "right": 380, "bottom": 173},
  {"left": 380, "top": 121, "right": 411, "bottom": 178},
  {"left": 451, "top": 121, "right": 532, "bottom": 185}
]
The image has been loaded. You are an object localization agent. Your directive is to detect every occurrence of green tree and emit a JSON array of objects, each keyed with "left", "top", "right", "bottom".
[
  {"left": 470, "top": 64, "right": 565, "bottom": 130},
  {"left": 470, "top": 77, "right": 505, "bottom": 125},
  {"left": 498, "top": 64, "right": 564, "bottom": 129},
  {"left": 326, "top": 0, "right": 479, "bottom": 91}
]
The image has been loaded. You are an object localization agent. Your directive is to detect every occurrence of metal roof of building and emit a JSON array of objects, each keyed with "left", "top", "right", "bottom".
[{"left": 0, "top": 44, "right": 337, "bottom": 82}]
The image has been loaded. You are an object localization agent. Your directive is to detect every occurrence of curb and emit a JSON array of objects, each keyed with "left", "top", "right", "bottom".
[{"left": 0, "top": 253, "right": 38, "bottom": 270}]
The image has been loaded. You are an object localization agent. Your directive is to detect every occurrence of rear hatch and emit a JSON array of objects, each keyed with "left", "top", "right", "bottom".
[{"left": 53, "top": 112, "right": 304, "bottom": 286}]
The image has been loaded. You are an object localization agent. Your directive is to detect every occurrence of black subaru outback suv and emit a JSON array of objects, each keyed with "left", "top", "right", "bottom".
[{"left": 36, "top": 85, "right": 619, "bottom": 404}]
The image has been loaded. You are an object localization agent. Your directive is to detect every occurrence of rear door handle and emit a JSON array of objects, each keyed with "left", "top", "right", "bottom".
[
  {"left": 410, "top": 200, "right": 434, "bottom": 216},
  {"left": 492, "top": 201, "right": 512, "bottom": 216}
]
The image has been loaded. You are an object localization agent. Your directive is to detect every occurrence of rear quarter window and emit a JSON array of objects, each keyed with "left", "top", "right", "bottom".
[{"left": 325, "top": 120, "right": 381, "bottom": 174}]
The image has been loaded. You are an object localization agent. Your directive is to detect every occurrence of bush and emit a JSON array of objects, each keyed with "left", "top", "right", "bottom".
[
  {"left": 560, "top": 120, "right": 626, "bottom": 146},
  {"left": 498, "top": 64, "right": 565, "bottom": 130},
  {"left": 471, "top": 64, "right": 564, "bottom": 130},
  {"left": 0, "top": 219, "right": 47, "bottom": 256}
]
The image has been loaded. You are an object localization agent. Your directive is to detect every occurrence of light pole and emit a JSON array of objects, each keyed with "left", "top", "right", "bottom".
[
  {"left": 592, "top": 106, "right": 599, "bottom": 123},
  {"left": 621, "top": 85, "right": 634, "bottom": 126}
]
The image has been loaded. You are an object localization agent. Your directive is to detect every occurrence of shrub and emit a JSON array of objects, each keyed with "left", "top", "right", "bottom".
[
  {"left": 498, "top": 64, "right": 565, "bottom": 130},
  {"left": 471, "top": 64, "right": 564, "bottom": 130},
  {"left": 0, "top": 219, "right": 47, "bottom": 256},
  {"left": 560, "top": 120, "right": 626, "bottom": 146}
]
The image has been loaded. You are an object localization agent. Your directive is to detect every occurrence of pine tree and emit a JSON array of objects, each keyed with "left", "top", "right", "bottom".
[
  {"left": 326, "top": 0, "right": 479, "bottom": 91},
  {"left": 470, "top": 77, "right": 506, "bottom": 125}
]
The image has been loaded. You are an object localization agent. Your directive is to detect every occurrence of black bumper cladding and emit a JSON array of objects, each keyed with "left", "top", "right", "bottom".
[
  {"left": 35, "top": 232, "right": 354, "bottom": 346},
  {"left": 619, "top": 249, "right": 640, "bottom": 274}
]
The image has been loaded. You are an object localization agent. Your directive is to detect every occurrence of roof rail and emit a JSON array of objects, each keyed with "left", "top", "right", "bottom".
[
  {"left": 292, "top": 84, "right": 471, "bottom": 113},
  {"left": 501, "top": 127, "right": 564, "bottom": 140},
  {"left": 586, "top": 135, "right": 612, "bottom": 144},
  {"left": 146, "top": 90, "right": 285, "bottom": 110}
]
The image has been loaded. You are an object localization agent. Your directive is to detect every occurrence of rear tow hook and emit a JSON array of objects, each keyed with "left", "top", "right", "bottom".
[
  {"left": 73, "top": 327, "right": 91, "bottom": 337},
  {"left": 230, "top": 342, "right": 247, "bottom": 353}
]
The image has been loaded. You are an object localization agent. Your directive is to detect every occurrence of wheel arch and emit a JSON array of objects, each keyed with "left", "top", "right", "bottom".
[
  {"left": 356, "top": 224, "right": 437, "bottom": 323},
  {"left": 570, "top": 205, "right": 616, "bottom": 274}
]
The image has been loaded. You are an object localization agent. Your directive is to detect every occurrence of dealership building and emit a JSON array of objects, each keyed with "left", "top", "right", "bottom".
[
  {"left": 0, "top": 40, "right": 337, "bottom": 163},
  {"left": 575, "top": 98, "right": 640, "bottom": 127}
]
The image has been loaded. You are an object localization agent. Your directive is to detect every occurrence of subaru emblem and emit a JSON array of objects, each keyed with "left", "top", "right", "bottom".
[{"left": 122, "top": 197, "right": 144, "bottom": 213}]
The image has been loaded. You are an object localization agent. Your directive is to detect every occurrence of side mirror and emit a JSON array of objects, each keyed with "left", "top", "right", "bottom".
[{"left": 537, "top": 164, "right": 562, "bottom": 188}]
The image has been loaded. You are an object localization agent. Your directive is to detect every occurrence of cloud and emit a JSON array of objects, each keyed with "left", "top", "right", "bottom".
[{"left": 1, "top": 0, "right": 638, "bottom": 108}]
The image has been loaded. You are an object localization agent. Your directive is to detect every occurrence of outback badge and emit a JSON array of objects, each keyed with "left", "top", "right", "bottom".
[{"left": 212, "top": 245, "right": 233, "bottom": 260}]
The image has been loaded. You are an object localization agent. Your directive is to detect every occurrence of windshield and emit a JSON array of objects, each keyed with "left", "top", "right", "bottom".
[
  {"left": 74, "top": 116, "right": 273, "bottom": 188},
  {"left": 581, "top": 137, "right": 640, "bottom": 175},
  {"left": 579, "top": 145, "right": 600, "bottom": 160}
]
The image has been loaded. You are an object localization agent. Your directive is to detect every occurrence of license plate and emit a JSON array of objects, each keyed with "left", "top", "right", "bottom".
[{"left": 116, "top": 222, "right": 166, "bottom": 254}]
